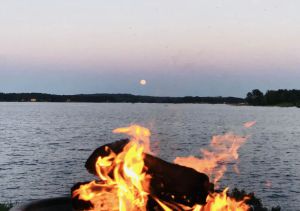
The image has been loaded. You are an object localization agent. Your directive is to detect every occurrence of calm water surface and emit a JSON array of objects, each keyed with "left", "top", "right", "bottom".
[{"left": 0, "top": 103, "right": 299, "bottom": 210}]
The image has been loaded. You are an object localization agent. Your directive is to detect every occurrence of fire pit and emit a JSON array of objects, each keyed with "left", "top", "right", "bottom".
[{"left": 70, "top": 125, "right": 250, "bottom": 211}]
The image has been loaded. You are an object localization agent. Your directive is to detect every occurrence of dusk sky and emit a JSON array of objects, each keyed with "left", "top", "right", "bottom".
[{"left": 0, "top": 0, "right": 300, "bottom": 97}]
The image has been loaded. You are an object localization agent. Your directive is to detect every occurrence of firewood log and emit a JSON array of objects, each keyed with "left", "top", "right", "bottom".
[{"left": 84, "top": 139, "right": 210, "bottom": 206}]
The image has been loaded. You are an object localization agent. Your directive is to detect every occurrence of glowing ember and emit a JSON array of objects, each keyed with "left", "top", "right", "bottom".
[
  {"left": 72, "top": 124, "right": 251, "bottom": 211},
  {"left": 243, "top": 121, "right": 256, "bottom": 128},
  {"left": 153, "top": 189, "right": 250, "bottom": 211}
]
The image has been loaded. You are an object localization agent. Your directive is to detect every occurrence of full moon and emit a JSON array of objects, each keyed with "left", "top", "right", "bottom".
[{"left": 140, "top": 79, "right": 147, "bottom": 85}]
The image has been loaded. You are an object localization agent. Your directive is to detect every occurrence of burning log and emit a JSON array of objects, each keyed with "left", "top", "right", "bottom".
[
  {"left": 71, "top": 125, "right": 252, "bottom": 211},
  {"left": 70, "top": 124, "right": 256, "bottom": 211},
  {"left": 84, "top": 139, "right": 210, "bottom": 207},
  {"left": 85, "top": 139, "right": 130, "bottom": 174}
]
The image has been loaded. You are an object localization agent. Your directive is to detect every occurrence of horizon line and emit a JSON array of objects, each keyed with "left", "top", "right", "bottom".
[{"left": 0, "top": 92, "right": 244, "bottom": 99}]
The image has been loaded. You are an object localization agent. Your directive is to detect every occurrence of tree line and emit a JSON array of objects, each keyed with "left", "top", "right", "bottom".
[
  {"left": 2, "top": 90, "right": 299, "bottom": 106},
  {"left": 0, "top": 93, "right": 244, "bottom": 104},
  {"left": 246, "top": 89, "right": 300, "bottom": 106}
]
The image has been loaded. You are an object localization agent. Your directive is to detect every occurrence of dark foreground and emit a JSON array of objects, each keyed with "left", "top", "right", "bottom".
[{"left": 8, "top": 189, "right": 281, "bottom": 211}]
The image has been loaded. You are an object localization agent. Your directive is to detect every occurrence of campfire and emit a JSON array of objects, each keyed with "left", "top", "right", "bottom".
[{"left": 71, "top": 125, "right": 251, "bottom": 211}]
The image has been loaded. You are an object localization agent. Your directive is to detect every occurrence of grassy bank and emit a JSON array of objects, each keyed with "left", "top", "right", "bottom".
[{"left": 0, "top": 203, "right": 12, "bottom": 211}]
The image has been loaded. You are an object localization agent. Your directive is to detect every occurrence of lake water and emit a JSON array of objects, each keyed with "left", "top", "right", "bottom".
[{"left": 0, "top": 103, "right": 299, "bottom": 210}]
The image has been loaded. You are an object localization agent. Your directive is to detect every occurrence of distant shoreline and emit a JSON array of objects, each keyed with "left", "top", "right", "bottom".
[
  {"left": 2, "top": 90, "right": 300, "bottom": 107},
  {"left": 0, "top": 93, "right": 245, "bottom": 104}
]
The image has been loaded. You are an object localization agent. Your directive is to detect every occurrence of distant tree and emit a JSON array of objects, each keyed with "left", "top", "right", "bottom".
[{"left": 246, "top": 89, "right": 264, "bottom": 105}]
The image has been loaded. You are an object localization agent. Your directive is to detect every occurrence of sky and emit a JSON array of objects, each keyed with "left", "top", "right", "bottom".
[{"left": 0, "top": 0, "right": 300, "bottom": 97}]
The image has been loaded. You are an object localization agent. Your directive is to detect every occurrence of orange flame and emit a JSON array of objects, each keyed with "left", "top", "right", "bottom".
[
  {"left": 174, "top": 133, "right": 248, "bottom": 186},
  {"left": 73, "top": 124, "right": 250, "bottom": 211},
  {"left": 72, "top": 125, "right": 151, "bottom": 211},
  {"left": 154, "top": 189, "right": 250, "bottom": 211},
  {"left": 113, "top": 125, "right": 152, "bottom": 154},
  {"left": 201, "top": 188, "right": 250, "bottom": 211}
]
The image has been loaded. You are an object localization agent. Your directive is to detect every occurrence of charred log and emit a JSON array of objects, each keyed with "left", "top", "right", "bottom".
[
  {"left": 144, "top": 153, "right": 209, "bottom": 206},
  {"left": 84, "top": 139, "right": 210, "bottom": 206},
  {"left": 85, "top": 139, "right": 130, "bottom": 175}
]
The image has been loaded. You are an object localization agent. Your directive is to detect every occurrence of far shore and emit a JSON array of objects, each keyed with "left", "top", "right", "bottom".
[
  {"left": 0, "top": 93, "right": 245, "bottom": 104},
  {"left": 2, "top": 89, "right": 300, "bottom": 108}
]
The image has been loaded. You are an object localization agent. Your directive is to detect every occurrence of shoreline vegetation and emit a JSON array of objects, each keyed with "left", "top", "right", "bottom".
[
  {"left": 246, "top": 89, "right": 300, "bottom": 107},
  {"left": 0, "top": 203, "right": 12, "bottom": 211},
  {"left": 1, "top": 89, "right": 300, "bottom": 107},
  {"left": 0, "top": 93, "right": 244, "bottom": 104}
]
